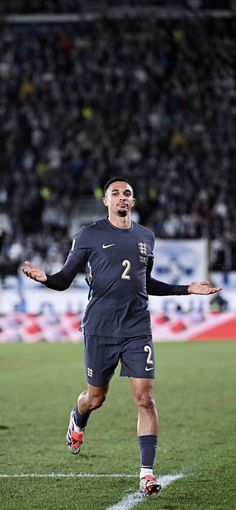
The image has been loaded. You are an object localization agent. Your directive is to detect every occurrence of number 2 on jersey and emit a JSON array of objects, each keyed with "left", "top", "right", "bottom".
[{"left": 121, "top": 259, "right": 131, "bottom": 280}]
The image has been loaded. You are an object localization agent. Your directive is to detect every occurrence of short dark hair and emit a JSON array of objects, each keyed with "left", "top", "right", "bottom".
[{"left": 104, "top": 176, "right": 133, "bottom": 194}]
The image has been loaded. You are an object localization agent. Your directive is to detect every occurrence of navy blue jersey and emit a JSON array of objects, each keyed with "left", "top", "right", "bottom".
[{"left": 45, "top": 219, "right": 189, "bottom": 337}]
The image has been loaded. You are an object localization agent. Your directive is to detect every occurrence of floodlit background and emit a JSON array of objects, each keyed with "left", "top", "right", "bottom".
[{"left": 0, "top": 0, "right": 236, "bottom": 341}]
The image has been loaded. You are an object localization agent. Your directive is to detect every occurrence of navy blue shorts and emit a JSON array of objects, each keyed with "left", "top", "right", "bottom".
[{"left": 83, "top": 334, "right": 155, "bottom": 387}]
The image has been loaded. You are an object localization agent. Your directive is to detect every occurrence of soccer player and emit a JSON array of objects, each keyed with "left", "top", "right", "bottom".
[{"left": 21, "top": 177, "right": 221, "bottom": 495}]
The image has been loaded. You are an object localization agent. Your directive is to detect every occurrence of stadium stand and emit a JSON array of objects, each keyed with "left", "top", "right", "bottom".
[{"left": 0, "top": 3, "right": 235, "bottom": 276}]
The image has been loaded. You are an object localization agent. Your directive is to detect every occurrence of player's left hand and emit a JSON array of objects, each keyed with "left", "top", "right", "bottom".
[{"left": 187, "top": 281, "right": 222, "bottom": 295}]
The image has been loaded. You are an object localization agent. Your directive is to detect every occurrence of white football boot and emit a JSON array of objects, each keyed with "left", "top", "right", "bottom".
[
  {"left": 140, "top": 474, "right": 161, "bottom": 496},
  {"left": 66, "top": 409, "right": 84, "bottom": 454}
]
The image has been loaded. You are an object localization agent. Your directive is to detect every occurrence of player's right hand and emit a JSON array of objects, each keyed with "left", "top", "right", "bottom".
[{"left": 21, "top": 261, "right": 47, "bottom": 282}]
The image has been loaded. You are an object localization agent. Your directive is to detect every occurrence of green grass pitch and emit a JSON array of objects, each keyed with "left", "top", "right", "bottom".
[{"left": 0, "top": 341, "right": 235, "bottom": 510}]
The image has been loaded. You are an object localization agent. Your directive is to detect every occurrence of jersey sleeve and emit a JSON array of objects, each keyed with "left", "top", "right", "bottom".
[
  {"left": 146, "top": 254, "right": 189, "bottom": 296},
  {"left": 44, "top": 228, "right": 90, "bottom": 291}
]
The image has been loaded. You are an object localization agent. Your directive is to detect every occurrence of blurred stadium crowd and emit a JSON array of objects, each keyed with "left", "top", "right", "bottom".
[{"left": 0, "top": 13, "right": 235, "bottom": 279}]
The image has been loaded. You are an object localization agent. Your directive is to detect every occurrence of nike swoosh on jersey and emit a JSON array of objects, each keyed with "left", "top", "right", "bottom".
[
  {"left": 102, "top": 243, "right": 116, "bottom": 249},
  {"left": 145, "top": 366, "right": 154, "bottom": 371}
]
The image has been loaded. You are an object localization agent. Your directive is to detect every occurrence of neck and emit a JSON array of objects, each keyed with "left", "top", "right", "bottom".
[{"left": 108, "top": 213, "right": 132, "bottom": 229}]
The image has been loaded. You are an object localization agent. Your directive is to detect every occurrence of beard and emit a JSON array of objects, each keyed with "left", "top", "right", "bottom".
[{"left": 117, "top": 209, "right": 128, "bottom": 217}]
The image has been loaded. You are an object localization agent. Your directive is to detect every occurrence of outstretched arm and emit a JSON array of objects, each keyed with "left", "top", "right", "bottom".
[
  {"left": 147, "top": 277, "right": 189, "bottom": 296},
  {"left": 146, "top": 259, "right": 222, "bottom": 296},
  {"left": 147, "top": 276, "right": 222, "bottom": 296},
  {"left": 21, "top": 259, "right": 78, "bottom": 290},
  {"left": 21, "top": 232, "right": 90, "bottom": 290}
]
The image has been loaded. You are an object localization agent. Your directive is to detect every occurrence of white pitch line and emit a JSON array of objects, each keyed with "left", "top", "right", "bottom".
[
  {"left": 105, "top": 474, "right": 184, "bottom": 510},
  {"left": 0, "top": 473, "right": 136, "bottom": 479},
  {"left": 106, "top": 492, "right": 144, "bottom": 510}
]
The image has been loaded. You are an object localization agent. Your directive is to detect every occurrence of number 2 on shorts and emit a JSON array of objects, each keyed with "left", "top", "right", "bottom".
[{"left": 144, "top": 345, "right": 153, "bottom": 366}]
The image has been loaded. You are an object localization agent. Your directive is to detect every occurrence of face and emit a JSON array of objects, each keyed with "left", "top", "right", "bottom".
[{"left": 103, "top": 181, "right": 135, "bottom": 217}]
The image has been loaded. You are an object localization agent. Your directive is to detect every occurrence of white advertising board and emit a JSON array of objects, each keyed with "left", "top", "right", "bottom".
[{"left": 153, "top": 239, "right": 208, "bottom": 285}]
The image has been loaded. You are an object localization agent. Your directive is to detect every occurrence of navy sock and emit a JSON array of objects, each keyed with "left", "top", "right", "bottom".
[
  {"left": 74, "top": 407, "right": 91, "bottom": 429},
  {"left": 138, "top": 435, "right": 158, "bottom": 469}
]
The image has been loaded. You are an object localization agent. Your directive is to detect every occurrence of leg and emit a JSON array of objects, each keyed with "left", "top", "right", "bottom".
[
  {"left": 66, "top": 383, "right": 109, "bottom": 454},
  {"left": 130, "top": 377, "right": 161, "bottom": 495},
  {"left": 77, "top": 382, "right": 109, "bottom": 416},
  {"left": 67, "top": 333, "right": 119, "bottom": 454},
  {"left": 129, "top": 377, "right": 159, "bottom": 436}
]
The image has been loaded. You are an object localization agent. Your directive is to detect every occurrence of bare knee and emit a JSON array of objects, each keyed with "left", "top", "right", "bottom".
[
  {"left": 134, "top": 391, "right": 156, "bottom": 412},
  {"left": 87, "top": 390, "right": 107, "bottom": 411}
]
